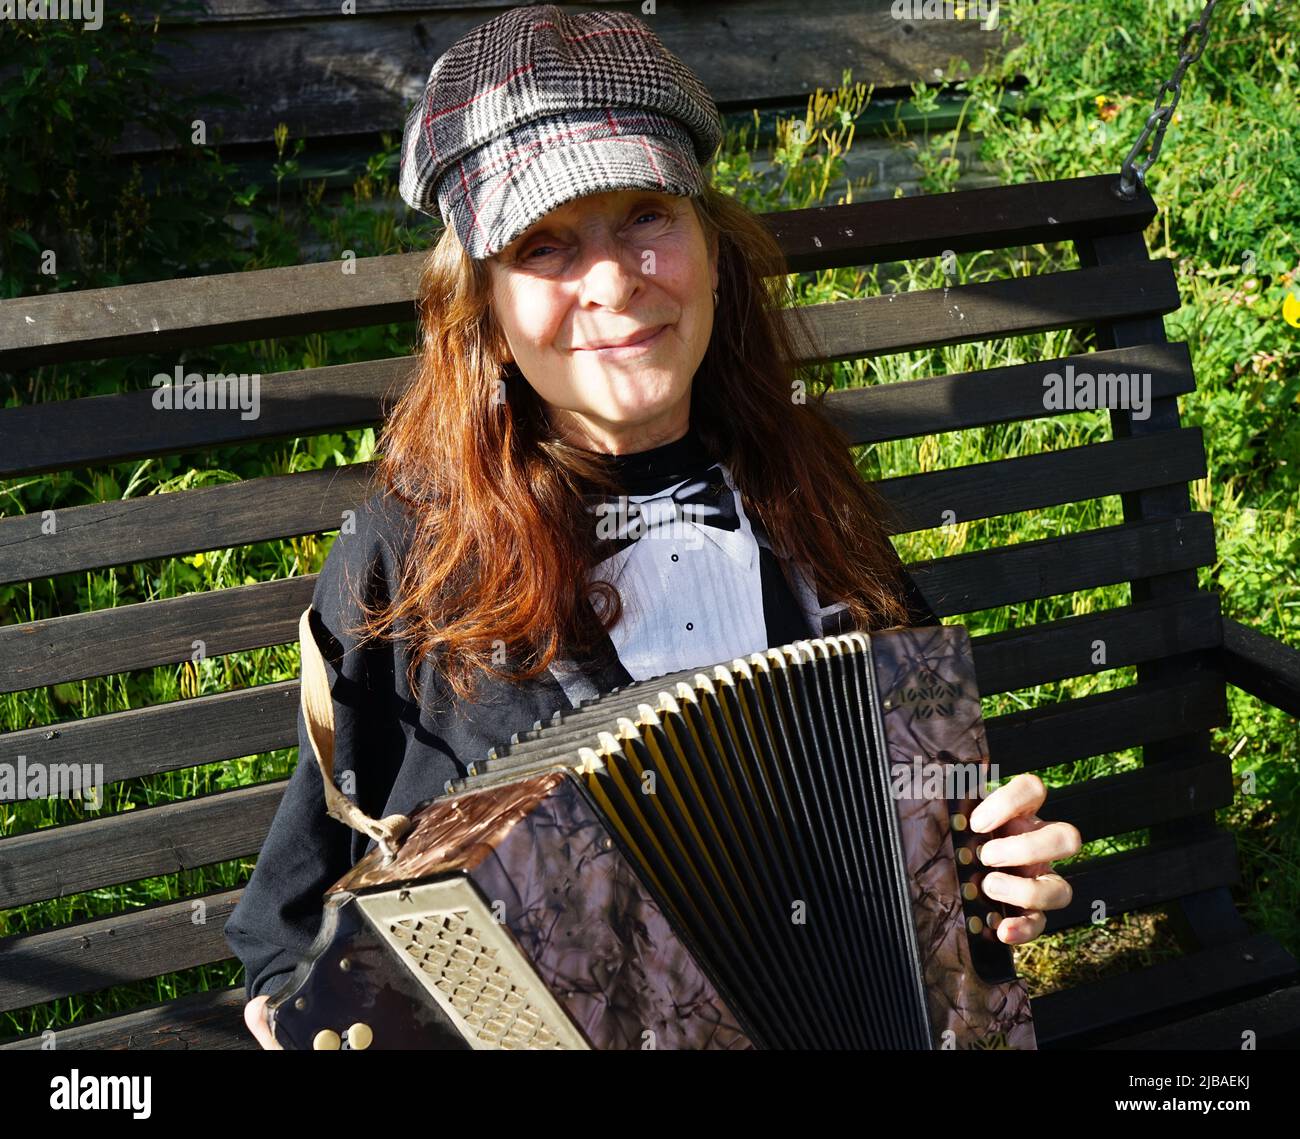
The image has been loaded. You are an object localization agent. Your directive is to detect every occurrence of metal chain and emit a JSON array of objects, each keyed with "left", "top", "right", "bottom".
[{"left": 1114, "top": 0, "right": 1224, "bottom": 200}]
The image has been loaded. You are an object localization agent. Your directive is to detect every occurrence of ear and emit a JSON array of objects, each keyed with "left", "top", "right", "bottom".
[{"left": 709, "top": 230, "right": 720, "bottom": 294}]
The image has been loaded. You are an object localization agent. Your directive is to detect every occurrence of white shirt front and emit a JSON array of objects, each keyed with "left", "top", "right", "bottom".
[{"left": 586, "top": 462, "right": 816, "bottom": 681}]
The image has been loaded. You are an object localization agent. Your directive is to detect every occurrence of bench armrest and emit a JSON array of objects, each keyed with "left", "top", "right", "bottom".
[{"left": 1221, "top": 617, "right": 1300, "bottom": 718}]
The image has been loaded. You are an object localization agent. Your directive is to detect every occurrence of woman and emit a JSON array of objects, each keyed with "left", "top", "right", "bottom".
[{"left": 226, "top": 4, "right": 1079, "bottom": 1049}]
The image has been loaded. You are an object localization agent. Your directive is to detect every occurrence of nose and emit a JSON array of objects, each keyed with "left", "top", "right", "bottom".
[{"left": 575, "top": 231, "right": 644, "bottom": 311}]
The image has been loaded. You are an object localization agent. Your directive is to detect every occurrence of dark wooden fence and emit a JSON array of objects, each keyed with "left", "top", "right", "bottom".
[{"left": 122, "top": 0, "right": 1011, "bottom": 154}]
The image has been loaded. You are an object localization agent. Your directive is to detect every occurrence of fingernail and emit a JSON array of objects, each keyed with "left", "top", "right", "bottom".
[{"left": 969, "top": 803, "right": 990, "bottom": 831}]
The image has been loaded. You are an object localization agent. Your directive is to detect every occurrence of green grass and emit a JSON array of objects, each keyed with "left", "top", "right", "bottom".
[{"left": 2, "top": 0, "right": 1298, "bottom": 1039}]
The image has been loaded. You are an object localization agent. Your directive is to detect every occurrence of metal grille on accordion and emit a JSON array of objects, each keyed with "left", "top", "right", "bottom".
[{"left": 269, "top": 623, "right": 1036, "bottom": 1050}]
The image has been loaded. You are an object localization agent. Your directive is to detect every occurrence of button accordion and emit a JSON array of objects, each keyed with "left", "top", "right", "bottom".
[{"left": 269, "top": 617, "right": 1036, "bottom": 1050}]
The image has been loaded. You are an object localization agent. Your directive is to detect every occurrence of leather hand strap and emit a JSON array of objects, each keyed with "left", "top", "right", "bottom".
[{"left": 297, "top": 606, "right": 412, "bottom": 865}]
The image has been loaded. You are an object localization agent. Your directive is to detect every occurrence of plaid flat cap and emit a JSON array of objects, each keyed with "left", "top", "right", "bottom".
[{"left": 398, "top": 4, "right": 724, "bottom": 260}]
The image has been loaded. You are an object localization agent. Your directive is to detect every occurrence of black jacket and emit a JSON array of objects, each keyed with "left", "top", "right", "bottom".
[{"left": 222, "top": 488, "right": 938, "bottom": 1002}]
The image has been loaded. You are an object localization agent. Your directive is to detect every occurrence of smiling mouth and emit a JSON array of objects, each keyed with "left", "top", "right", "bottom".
[{"left": 575, "top": 325, "right": 668, "bottom": 352}]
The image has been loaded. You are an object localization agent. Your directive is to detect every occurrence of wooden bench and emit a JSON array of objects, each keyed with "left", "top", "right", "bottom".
[{"left": 2, "top": 174, "right": 1298, "bottom": 1050}]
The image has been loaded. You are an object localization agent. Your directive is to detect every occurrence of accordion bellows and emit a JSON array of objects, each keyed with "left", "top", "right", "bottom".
[{"left": 269, "top": 625, "right": 1036, "bottom": 1050}]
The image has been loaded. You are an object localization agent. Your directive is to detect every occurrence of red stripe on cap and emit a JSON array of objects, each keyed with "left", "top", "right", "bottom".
[
  {"left": 422, "top": 61, "right": 535, "bottom": 162},
  {"left": 605, "top": 107, "right": 662, "bottom": 184},
  {"left": 457, "top": 162, "right": 491, "bottom": 244},
  {"left": 462, "top": 112, "right": 672, "bottom": 183}
]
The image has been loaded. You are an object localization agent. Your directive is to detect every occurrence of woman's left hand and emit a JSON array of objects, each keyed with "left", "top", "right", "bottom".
[{"left": 967, "top": 773, "right": 1081, "bottom": 945}]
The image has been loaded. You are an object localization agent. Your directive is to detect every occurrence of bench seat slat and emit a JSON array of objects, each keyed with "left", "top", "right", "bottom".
[
  {"left": 0, "top": 985, "right": 253, "bottom": 1050},
  {"left": 1094, "top": 982, "right": 1300, "bottom": 1049},
  {"left": 0, "top": 342, "right": 1195, "bottom": 481},
  {"left": 0, "top": 252, "right": 426, "bottom": 370},
  {"left": 1033, "top": 932, "right": 1300, "bottom": 1049}
]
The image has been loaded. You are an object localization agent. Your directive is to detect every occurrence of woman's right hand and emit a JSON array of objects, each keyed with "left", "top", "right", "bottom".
[{"left": 243, "top": 993, "right": 284, "bottom": 1050}]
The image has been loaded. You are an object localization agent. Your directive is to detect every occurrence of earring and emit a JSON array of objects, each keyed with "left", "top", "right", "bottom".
[{"left": 712, "top": 288, "right": 719, "bottom": 306}]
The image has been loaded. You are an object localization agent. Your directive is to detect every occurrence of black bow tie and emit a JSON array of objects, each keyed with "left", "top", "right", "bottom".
[{"left": 589, "top": 463, "right": 740, "bottom": 557}]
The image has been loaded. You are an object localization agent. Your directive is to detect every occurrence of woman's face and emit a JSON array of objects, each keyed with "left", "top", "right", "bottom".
[{"left": 485, "top": 188, "right": 719, "bottom": 454}]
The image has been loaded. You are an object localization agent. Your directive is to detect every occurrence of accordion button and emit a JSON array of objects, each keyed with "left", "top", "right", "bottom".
[
  {"left": 986, "top": 911, "right": 1002, "bottom": 930},
  {"left": 312, "top": 1029, "right": 342, "bottom": 1050},
  {"left": 966, "top": 915, "right": 984, "bottom": 935},
  {"left": 951, "top": 813, "right": 968, "bottom": 831},
  {"left": 961, "top": 882, "right": 979, "bottom": 901},
  {"left": 347, "top": 1023, "right": 373, "bottom": 1050},
  {"left": 956, "top": 846, "right": 974, "bottom": 865}
]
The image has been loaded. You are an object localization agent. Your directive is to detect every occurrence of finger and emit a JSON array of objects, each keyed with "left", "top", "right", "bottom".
[
  {"left": 244, "top": 995, "right": 283, "bottom": 1050},
  {"left": 968, "top": 773, "right": 1047, "bottom": 834},
  {"left": 996, "top": 909, "right": 1046, "bottom": 945},
  {"left": 972, "top": 814, "right": 1051, "bottom": 877},
  {"left": 981, "top": 870, "right": 1073, "bottom": 912},
  {"left": 978, "top": 819, "right": 1082, "bottom": 868},
  {"left": 989, "top": 812, "right": 1048, "bottom": 839}
]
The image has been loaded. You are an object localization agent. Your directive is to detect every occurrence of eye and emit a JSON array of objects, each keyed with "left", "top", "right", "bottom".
[{"left": 520, "top": 243, "right": 557, "bottom": 261}]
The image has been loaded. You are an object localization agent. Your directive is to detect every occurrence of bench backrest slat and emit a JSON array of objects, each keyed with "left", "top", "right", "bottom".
[
  {"left": 0, "top": 429, "right": 1204, "bottom": 585},
  {"left": 1, "top": 592, "right": 1219, "bottom": 797},
  {"left": 0, "top": 272, "right": 1182, "bottom": 481},
  {"left": 0, "top": 175, "right": 1153, "bottom": 369},
  {"left": 0, "top": 510, "right": 1215, "bottom": 693},
  {"left": 0, "top": 466, "right": 374, "bottom": 585}
]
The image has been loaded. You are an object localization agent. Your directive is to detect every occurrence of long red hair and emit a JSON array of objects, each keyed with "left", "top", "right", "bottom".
[{"left": 355, "top": 185, "right": 912, "bottom": 702}]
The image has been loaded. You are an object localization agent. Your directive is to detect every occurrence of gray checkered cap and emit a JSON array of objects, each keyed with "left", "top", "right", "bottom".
[{"left": 398, "top": 4, "right": 723, "bottom": 260}]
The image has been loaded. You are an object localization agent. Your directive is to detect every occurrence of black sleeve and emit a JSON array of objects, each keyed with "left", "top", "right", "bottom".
[
  {"left": 223, "top": 491, "right": 414, "bottom": 1002},
  {"left": 881, "top": 534, "right": 940, "bottom": 628},
  {"left": 899, "top": 563, "right": 940, "bottom": 627}
]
